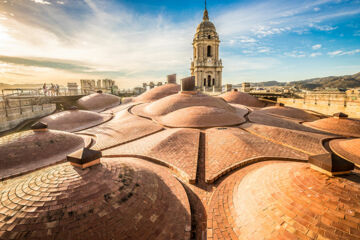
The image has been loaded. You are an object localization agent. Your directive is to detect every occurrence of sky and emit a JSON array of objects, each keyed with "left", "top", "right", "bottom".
[{"left": 0, "top": 0, "right": 360, "bottom": 88}]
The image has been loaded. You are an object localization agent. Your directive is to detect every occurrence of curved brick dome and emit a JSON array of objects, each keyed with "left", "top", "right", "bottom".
[
  {"left": 219, "top": 91, "right": 266, "bottom": 107},
  {"left": 208, "top": 161, "right": 360, "bottom": 240},
  {"left": 155, "top": 106, "right": 245, "bottom": 128},
  {"left": 330, "top": 138, "right": 360, "bottom": 165},
  {"left": 132, "top": 92, "right": 234, "bottom": 118},
  {"left": 0, "top": 158, "right": 191, "bottom": 240},
  {"left": 0, "top": 130, "right": 84, "bottom": 180},
  {"left": 39, "top": 110, "right": 109, "bottom": 132},
  {"left": 135, "top": 84, "right": 180, "bottom": 102},
  {"left": 304, "top": 117, "right": 360, "bottom": 137},
  {"left": 77, "top": 93, "right": 120, "bottom": 112},
  {"left": 258, "top": 106, "right": 319, "bottom": 121}
]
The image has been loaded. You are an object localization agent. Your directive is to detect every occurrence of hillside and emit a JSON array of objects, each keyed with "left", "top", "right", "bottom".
[
  {"left": 290, "top": 72, "right": 360, "bottom": 90},
  {"left": 253, "top": 72, "right": 360, "bottom": 90}
]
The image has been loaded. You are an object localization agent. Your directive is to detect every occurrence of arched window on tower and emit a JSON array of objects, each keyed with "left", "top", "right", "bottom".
[
  {"left": 208, "top": 35, "right": 211, "bottom": 39},
  {"left": 212, "top": 78, "right": 215, "bottom": 86},
  {"left": 207, "top": 45, "right": 211, "bottom": 57},
  {"left": 208, "top": 75, "right": 211, "bottom": 87},
  {"left": 203, "top": 78, "right": 206, "bottom": 86}
]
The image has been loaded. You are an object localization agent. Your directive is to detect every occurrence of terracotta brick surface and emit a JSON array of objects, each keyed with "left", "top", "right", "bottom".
[
  {"left": 304, "top": 116, "right": 360, "bottom": 137},
  {"left": 248, "top": 111, "right": 329, "bottom": 134},
  {"left": 242, "top": 123, "right": 332, "bottom": 155},
  {"left": 131, "top": 92, "right": 235, "bottom": 118},
  {"left": 79, "top": 109, "right": 163, "bottom": 150},
  {"left": 0, "top": 157, "right": 191, "bottom": 240},
  {"left": 135, "top": 83, "right": 180, "bottom": 102},
  {"left": 330, "top": 138, "right": 360, "bottom": 165},
  {"left": 208, "top": 161, "right": 360, "bottom": 240},
  {"left": 76, "top": 93, "right": 120, "bottom": 112},
  {"left": 257, "top": 106, "right": 320, "bottom": 121},
  {"left": 0, "top": 130, "right": 84, "bottom": 180},
  {"left": 155, "top": 106, "right": 246, "bottom": 128},
  {"left": 205, "top": 127, "right": 307, "bottom": 183},
  {"left": 103, "top": 128, "right": 200, "bottom": 182},
  {"left": 40, "top": 110, "right": 112, "bottom": 132},
  {"left": 219, "top": 90, "right": 266, "bottom": 108},
  {"left": 3, "top": 92, "right": 360, "bottom": 240}
]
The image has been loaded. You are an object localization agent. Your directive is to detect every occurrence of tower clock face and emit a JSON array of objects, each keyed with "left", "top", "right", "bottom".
[{"left": 207, "top": 58, "right": 212, "bottom": 63}]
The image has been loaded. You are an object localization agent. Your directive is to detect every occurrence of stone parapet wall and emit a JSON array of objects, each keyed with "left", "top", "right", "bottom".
[
  {"left": 0, "top": 103, "right": 56, "bottom": 132},
  {"left": 278, "top": 97, "right": 360, "bottom": 118}
]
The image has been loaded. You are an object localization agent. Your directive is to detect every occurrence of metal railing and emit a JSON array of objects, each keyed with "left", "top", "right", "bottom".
[
  {"left": 1, "top": 87, "right": 81, "bottom": 98},
  {"left": 0, "top": 88, "right": 83, "bottom": 118}
]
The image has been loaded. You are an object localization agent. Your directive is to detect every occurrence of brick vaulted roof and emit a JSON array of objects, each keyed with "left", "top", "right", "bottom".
[
  {"left": 330, "top": 138, "right": 360, "bottom": 165},
  {"left": 1, "top": 87, "right": 360, "bottom": 240},
  {"left": 208, "top": 161, "right": 360, "bottom": 240},
  {"left": 219, "top": 90, "right": 267, "bottom": 108},
  {"left": 304, "top": 116, "right": 360, "bottom": 137},
  {"left": 0, "top": 158, "right": 191, "bottom": 240},
  {"left": 132, "top": 91, "right": 234, "bottom": 118},
  {"left": 77, "top": 93, "right": 120, "bottom": 112},
  {"left": 155, "top": 106, "right": 246, "bottom": 128},
  {"left": 39, "top": 110, "right": 111, "bottom": 132},
  {"left": 257, "top": 105, "right": 320, "bottom": 122},
  {"left": 0, "top": 130, "right": 84, "bottom": 180},
  {"left": 135, "top": 83, "right": 180, "bottom": 102}
]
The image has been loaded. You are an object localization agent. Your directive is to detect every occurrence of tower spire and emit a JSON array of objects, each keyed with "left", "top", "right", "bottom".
[{"left": 203, "top": 0, "right": 209, "bottom": 21}]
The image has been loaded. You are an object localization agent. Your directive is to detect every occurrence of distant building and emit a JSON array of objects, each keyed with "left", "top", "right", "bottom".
[
  {"left": 67, "top": 82, "right": 78, "bottom": 95},
  {"left": 224, "top": 84, "right": 232, "bottom": 92},
  {"left": 80, "top": 79, "right": 116, "bottom": 94},
  {"left": 167, "top": 74, "right": 177, "bottom": 84},
  {"left": 241, "top": 82, "right": 251, "bottom": 92},
  {"left": 190, "top": 4, "right": 223, "bottom": 91}
]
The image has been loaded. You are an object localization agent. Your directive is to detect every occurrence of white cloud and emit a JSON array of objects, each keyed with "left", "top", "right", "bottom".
[
  {"left": 310, "top": 52, "right": 322, "bottom": 57},
  {"left": 328, "top": 49, "right": 360, "bottom": 56},
  {"left": 252, "top": 25, "right": 291, "bottom": 37},
  {"left": 309, "top": 23, "right": 338, "bottom": 31},
  {"left": 239, "top": 37, "right": 257, "bottom": 43},
  {"left": 2, "top": 0, "right": 360, "bottom": 87},
  {"left": 258, "top": 47, "right": 270, "bottom": 53},
  {"left": 284, "top": 51, "right": 306, "bottom": 58},
  {"left": 30, "top": 0, "right": 51, "bottom": 4},
  {"left": 312, "top": 44, "right": 322, "bottom": 50},
  {"left": 328, "top": 50, "right": 343, "bottom": 56},
  {"left": 314, "top": 7, "right": 320, "bottom": 12}
]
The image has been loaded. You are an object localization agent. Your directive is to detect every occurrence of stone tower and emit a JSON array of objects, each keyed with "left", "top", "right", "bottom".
[{"left": 190, "top": 2, "right": 223, "bottom": 90}]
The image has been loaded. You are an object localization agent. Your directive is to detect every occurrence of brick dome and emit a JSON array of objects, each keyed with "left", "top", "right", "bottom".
[
  {"left": 132, "top": 92, "right": 234, "bottom": 118},
  {"left": 304, "top": 116, "right": 360, "bottom": 137},
  {"left": 219, "top": 91, "right": 266, "bottom": 107},
  {"left": 77, "top": 93, "right": 120, "bottom": 112},
  {"left": 135, "top": 84, "right": 180, "bottom": 102},
  {"left": 39, "top": 110, "right": 109, "bottom": 132},
  {"left": 208, "top": 161, "right": 360, "bottom": 239},
  {"left": 0, "top": 157, "right": 191, "bottom": 240},
  {"left": 0, "top": 130, "right": 84, "bottom": 180},
  {"left": 155, "top": 106, "right": 245, "bottom": 128},
  {"left": 330, "top": 138, "right": 360, "bottom": 165},
  {"left": 258, "top": 106, "right": 320, "bottom": 121}
]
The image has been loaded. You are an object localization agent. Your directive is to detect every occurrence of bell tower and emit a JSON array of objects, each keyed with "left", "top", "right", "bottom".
[{"left": 190, "top": 1, "right": 223, "bottom": 91}]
